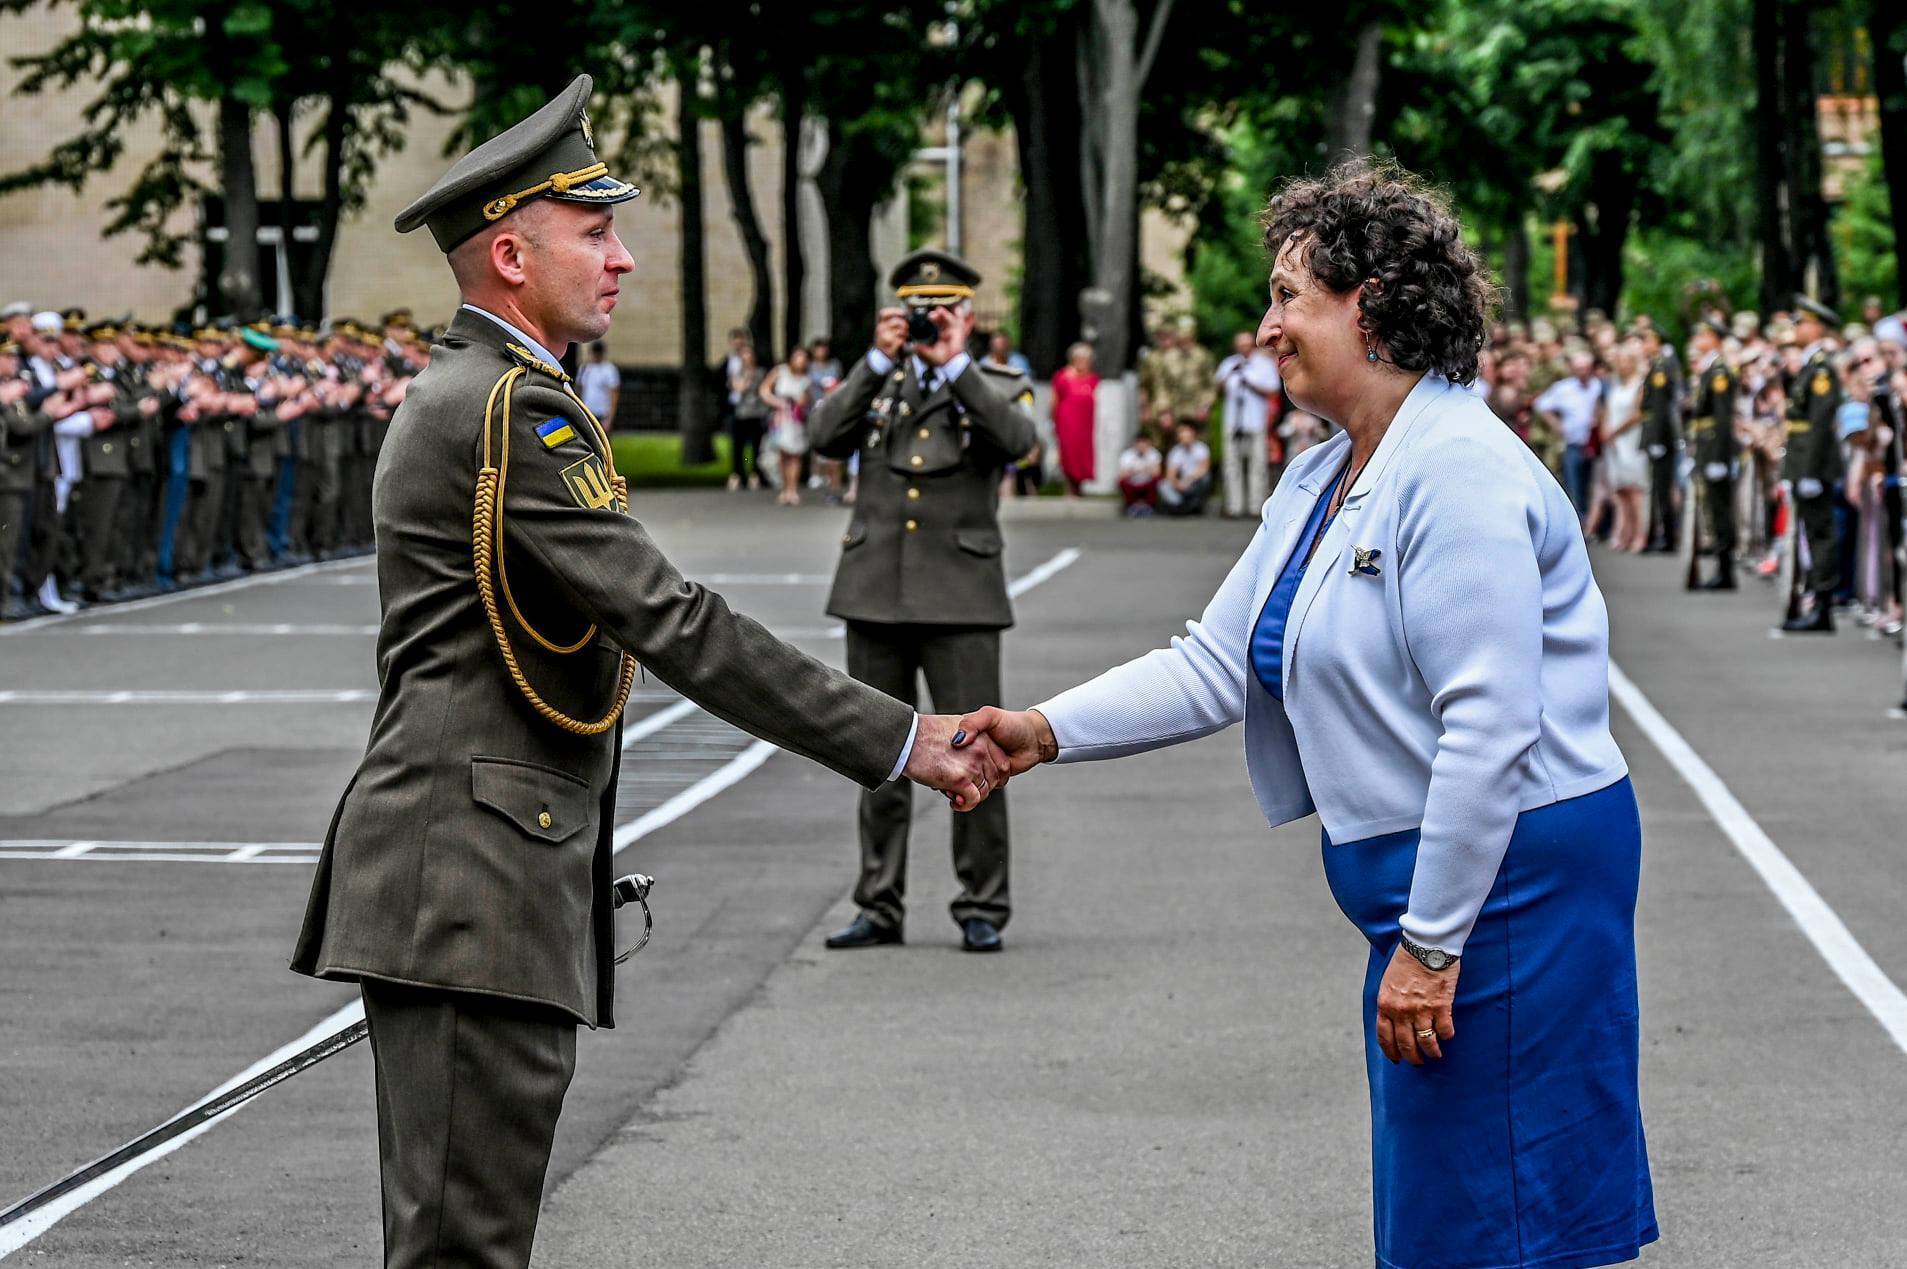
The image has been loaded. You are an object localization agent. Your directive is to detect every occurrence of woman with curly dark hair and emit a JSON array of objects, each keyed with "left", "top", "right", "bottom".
[{"left": 954, "top": 162, "right": 1657, "bottom": 1268}]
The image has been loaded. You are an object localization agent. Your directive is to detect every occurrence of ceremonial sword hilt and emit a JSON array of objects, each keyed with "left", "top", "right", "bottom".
[{"left": 611, "top": 873, "right": 655, "bottom": 963}]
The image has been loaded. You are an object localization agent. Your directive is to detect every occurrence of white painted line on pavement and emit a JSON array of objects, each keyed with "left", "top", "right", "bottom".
[
  {"left": 0, "top": 689, "right": 376, "bottom": 705},
  {"left": 621, "top": 697, "right": 699, "bottom": 749},
  {"left": 0, "top": 999, "right": 364, "bottom": 1258},
  {"left": 6, "top": 622, "right": 381, "bottom": 637},
  {"left": 0, "top": 541, "right": 1087, "bottom": 1255},
  {"left": 1008, "top": 546, "right": 1082, "bottom": 598},
  {"left": 1609, "top": 661, "right": 1907, "bottom": 1054},
  {"left": 0, "top": 558, "right": 370, "bottom": 635}
]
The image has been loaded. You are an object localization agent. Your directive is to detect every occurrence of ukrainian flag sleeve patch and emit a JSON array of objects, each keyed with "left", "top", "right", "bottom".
[{"left": 536, "top": 418, "right": 578, "bottom": 449}]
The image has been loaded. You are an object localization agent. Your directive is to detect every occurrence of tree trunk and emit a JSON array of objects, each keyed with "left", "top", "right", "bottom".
[
  {"left": 676, "top": 72, "right": 713, "bottom": 464},
  {"left": 1753, "top": 0, "right": 1794, "bottom": 312},
  {"left": 1325, "top": 19, "right": 1384, "bottom": 163},
  {"left": 779, "top": 63, "right": 807, "bottom": 353},
  {"left": 1868, "top": 0, "right": 1907, "bottom": 308},
  {"left": 274, "top": 100, "right": 297, "bottom": 318},
  {"left": 1501, "top": 214, "right": 1531, "bottom": 323},
  {"left": 720, "top": 109, "right": 775, "bottom": 363},
  {"left": 1007, "top": 18, "right": 1089, "bottom": 377},
  {"left": 1782, "top": 0, "right": 1835, "bottom": 307},
  {"left": 813, "top": 117, "right": 882, "bottom": 358},
  {"left": 217, "top": 94, "right": 263, "bottom": 320},
  {"left": 300, "top": 89, "right": 348, "bottom": 321}
]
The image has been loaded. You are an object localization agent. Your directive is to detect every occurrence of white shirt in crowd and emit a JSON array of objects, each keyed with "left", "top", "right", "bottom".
[
  {"left": 576, "top": 358, "right": 620, "bottom": 421},
  {"left": 1167, "top": 439, "right": 1211, "bottom": 482},
  {"left": 1119, "top": 444, "right": 1163, "bottom": 483},
  {"left": 1532, "top": 374, "right": 1604, "bottom": 447},
  {"left": 1215, "top": 350, "right": 1280, "bottom": 435}
]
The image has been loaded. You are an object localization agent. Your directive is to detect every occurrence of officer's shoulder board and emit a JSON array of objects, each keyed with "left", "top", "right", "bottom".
[
  {"left": 977, "top": 361, "right": 1036, "bottom": 410},
  {"left": 506, "top": 342, "right": 568, "bottom": 381}
]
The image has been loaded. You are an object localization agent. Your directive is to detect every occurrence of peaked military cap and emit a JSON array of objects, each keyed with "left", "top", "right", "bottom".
[
  {"left": 395, "top": 74, "right": 640, "bottom": 253},
  {"left": 1696, "top": 316, "right": 1729, "bottom": 339},
  {"left": 1793, "top": 294, "right": 1840, "bottom": 327},
  {"left": 889, "top": 249, "right": 981, "bottom": 303}
]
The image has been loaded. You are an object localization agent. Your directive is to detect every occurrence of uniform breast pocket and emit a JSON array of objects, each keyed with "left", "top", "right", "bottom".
[
  {"left": 887, "top": 421, "right": 964, "bottom": 476},
  {"left": 470, "top": 756, "right": 593, "bottom": 844}
]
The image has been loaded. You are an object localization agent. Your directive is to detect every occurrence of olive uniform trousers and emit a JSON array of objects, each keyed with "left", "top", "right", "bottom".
[
  {"left": 359, "top": 980, "right": 576, "bottom": 1269},
  {"left": 845, "top": 621, "right": 1010, "bottom": 932}
]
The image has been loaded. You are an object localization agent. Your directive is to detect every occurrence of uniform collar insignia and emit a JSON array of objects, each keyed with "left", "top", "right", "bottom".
[{"left": 1350, "top": 546, "right": 1382, "bottom": 577}]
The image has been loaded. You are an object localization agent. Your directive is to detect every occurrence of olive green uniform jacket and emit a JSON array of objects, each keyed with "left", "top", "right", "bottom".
[
  {"left": 808, "top": 354, "right": 1037, "bottom": 628},
  {"left": 1688, "top": 358, "right": 1739, "bottom": 468},
  {"left": 1781, "top": 348, "right": 1844, "bottom": 485},
  {"left": 292, "top": 309, "right": 914, "bottom": 1027}
]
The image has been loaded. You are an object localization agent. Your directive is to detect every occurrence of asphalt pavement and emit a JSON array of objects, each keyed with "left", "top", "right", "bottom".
[{"left": 2, "top": 489, "right": 1904, "bottom": 1267}]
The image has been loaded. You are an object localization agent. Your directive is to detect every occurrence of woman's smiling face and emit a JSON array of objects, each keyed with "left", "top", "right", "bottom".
[{"left": 1257, "top": 233, "right": 1365, "bottom": 424}]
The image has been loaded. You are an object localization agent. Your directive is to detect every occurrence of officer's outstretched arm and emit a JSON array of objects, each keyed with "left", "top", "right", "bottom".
[
  {"left": 496, "top": 385, "right": 913, "bottom": 789},
  {"left": 948, "top": 365, "right": 1038, "bottom": 460},
  {"left": 806, "top": 356, "right": 886, "bottom": 458}
]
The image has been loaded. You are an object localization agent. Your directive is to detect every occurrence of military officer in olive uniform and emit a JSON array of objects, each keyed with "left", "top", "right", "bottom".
[
  {"left": 1638, "top": 324, "right": 1683, "bottom": 553},
  {"left": 0, "top": 337, "right": 54, "bottom": 612},
  {"left": 807, "top": 250, "right": 1039, "bottom": 955},
  {"left": 1685, "top": 318, "right": 1740, "bottom": 591},
  {"left": 69, "top": 323, "right": 139, "bottom": 602},
  {"left": 289, "top": 76, "right": 1004, "bottom": 1269},
  {"left": 1780, "top": 295, "right": 1844, "bottom": 633}
]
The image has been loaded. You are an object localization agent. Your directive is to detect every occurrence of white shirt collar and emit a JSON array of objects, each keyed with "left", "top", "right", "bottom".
[{"left": 462, "top": 303, "right": 563, "bottom": 370}]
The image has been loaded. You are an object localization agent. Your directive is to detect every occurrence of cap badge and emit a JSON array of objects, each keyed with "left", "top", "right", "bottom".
[
  {"left": 581, "top": 110, "right": 595, "bottom": 149},
  {"left": 921, "top": 262, "right": 940, "bottom": 282}
]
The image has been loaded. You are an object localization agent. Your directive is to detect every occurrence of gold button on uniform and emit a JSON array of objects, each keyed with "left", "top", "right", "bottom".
[
  {"left": 906, "top": 487, "right": 921, "bottom": 500},
  {"left": 905, "top": 519, "right": 919, "bottom": 531},
  {"left": 911, "top": 454, "right": 924, "bottom": 467},
  {"left": 918, "top": 427, "right": 931, "bottom": 439},
  {"left": 101, "top": 442, "right": 113, "bottom": 454},
  {"left": 537, "top": 810, "right": 553, "bottom": 829}
]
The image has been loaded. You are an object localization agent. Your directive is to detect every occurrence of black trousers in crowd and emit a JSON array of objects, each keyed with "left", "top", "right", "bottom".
[
  {"left": 1796, "top": 489, "right": 1839, "bottom": 596},
  {"left": 1703, "top": 476, "right": 1736, "bottom": 554},
  {"left": 1647, "top": 451, "right": 1676, "bottom": 547},
  {"left": 359, "top": 980, "right": 577, "bottom": 1269},
  {"left": 728, "top": 413, "right": 765, "bottom": 481},
  {"left": 844, "top": 621, "right": 1011, "bottom": 932}
]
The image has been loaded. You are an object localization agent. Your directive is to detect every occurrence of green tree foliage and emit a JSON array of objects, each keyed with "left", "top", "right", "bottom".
[{"left": 1836, "top": 147, "right": 1899, "bottom": 306}]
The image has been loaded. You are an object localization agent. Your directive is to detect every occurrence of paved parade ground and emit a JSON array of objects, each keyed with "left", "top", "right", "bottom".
[{"left": 3, "top": 489, "right": 1906, "bottom": 1267}]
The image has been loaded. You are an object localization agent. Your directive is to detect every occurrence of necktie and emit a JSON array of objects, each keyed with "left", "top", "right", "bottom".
[{"left": 922, "top": 369, "right": 940, "bottom": 397}]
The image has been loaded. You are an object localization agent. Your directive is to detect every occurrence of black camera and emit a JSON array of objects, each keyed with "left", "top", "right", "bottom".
[{"left": 906, "top": 304, "right": 942, "bottom": 345}]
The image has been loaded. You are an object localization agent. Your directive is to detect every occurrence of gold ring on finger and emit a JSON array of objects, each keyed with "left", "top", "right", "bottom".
[{"left": 1416, "top": 1028, "right": 1436, "bottom": 1041}]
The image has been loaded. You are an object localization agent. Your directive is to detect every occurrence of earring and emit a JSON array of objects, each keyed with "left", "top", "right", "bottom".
[{"left": 1364, "top": 332, "right": 1379, "bottom": 364}]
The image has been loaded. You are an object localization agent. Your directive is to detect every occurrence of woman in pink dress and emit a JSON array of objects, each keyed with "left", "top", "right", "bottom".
[{"left": 1052, "top": 341, "right": 1100, "bottom": 496}]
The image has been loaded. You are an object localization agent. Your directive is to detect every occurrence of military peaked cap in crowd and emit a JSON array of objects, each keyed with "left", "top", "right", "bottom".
[
  {"left": 1792, "top": 294, "right": 1840, "bottom": 327},
  {"left": 1696, "top": 317, "right": 1729, "bottom": 339},
  {"left": 394, "top": 74, "right": 640, "bottom": 253},
  {"left": 889, "top": 249, "right": 982, "bottom": 303}
]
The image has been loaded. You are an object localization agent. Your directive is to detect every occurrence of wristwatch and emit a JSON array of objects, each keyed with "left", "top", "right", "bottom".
[{"left": 1399, "top": 933, "right": 1459, "bottom": 972}]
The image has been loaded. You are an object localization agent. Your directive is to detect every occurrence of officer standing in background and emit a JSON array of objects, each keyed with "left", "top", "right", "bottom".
[
  {"left": 1686, "top": 317, "right": 1739, "bottom": 590},
  {"left": 1638, "top": 323, "right": 1683, "bottom": 553},
  {"left": 808, "top": 249, "right": 1039, "bottom": 955},
  {"left": 1781, "top": 295, "right": 1844, "bottom": 633},
  {"left": 291, "top": 77, "right": 1005, "bottom": 1269},
  {"left": 0, "top": 335, "right": 53, "bottom": 617},
  {"left": 69, "top": 322, "right": 137, "bottom": 603}
]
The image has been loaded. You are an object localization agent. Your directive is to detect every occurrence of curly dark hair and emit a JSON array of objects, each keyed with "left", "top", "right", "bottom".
[{"left": 1261, "top": 160, "right": 1494, "bottom": 386}]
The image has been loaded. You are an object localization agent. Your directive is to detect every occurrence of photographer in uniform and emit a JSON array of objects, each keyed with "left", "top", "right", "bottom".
[{"left": 809, "top": 250, "right": 1039, "bottom": 954}]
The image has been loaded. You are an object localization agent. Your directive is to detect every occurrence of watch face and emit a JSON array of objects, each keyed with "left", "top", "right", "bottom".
[{"left": 1425, "top": 949, "right": 1450, "bottom": 970}]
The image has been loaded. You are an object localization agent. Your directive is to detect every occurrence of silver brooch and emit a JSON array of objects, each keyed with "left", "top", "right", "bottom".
[{"left": 1350, "top": 546, "right": 1382, "bottom": 577}]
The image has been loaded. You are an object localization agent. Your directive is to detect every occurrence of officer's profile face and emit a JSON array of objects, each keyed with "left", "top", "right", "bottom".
[
  {"left": 463, "top": 200, "right": 633, "bottom": 351},
  {"left": 1794, "top": 314, "right": 1822, "bottom": 346}
]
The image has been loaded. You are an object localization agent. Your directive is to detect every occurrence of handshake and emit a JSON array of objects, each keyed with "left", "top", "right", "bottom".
[{"left": 898, "top": 707, "right": 1060, "bottom": 811}]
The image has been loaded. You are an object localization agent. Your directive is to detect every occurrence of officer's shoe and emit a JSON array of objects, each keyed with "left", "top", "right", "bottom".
[
  {"left": 960, "top": 918, "right": 1003, "bottom": 953},
  {"left": 1700, "top": 573, "right": 1738, "bottom": 591},
  {"left": 825, "top": 914, "right": 902, "bottom": 949},
  {"left": 1781, "top": 598, "right": 1835, "bottom": 634}
]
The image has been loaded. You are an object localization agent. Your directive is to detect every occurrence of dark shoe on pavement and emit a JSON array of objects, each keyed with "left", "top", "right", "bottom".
[
  {"left": 1781, "top": 602, "right": 1835, "bottom": 634},
  {"left": 1700, "top": 573, "right": 1737, "bottom": 591},
  {"left": 825, "top": 914, "right": 902, "bottom": 949},
  {"left": 960, "top": 918, "right": 1003, "bottom": 953}
]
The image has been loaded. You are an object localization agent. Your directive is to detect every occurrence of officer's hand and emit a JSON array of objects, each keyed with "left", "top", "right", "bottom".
[
  {"left": 915, "top": 305, "right": 975, "bottom": 368},
  {"left": 873, "top": 307, "right": 908, "bottom": 361},
  {"left": 903, "top": 713, "right": 1012, "bottom": 811},
  {"left": 1704, "top": 462, "right": 1729, "bottom": 481},
  {"left": 951, "top": 706, "right": 1058, "bottom": 778}
]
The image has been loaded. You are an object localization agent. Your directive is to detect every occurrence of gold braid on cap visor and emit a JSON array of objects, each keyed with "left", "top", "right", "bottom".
[
  {"left": 482, "top": 162, "right": 610, "bottom": 222},
  {"left": 895, "top": 284, "right": 975, "bottom": 302}
]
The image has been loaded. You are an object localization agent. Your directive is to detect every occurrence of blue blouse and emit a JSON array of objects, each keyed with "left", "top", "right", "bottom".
[{"left": 1250, "top": 466, "right": 1346, "bottom": 700}]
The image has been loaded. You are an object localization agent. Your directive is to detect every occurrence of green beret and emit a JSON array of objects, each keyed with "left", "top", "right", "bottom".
[
  {"left": 240, "top": 327, "right": 280, "bottom": 352},
  {"left": 889, "top": 248, "right": 981, "bottom": 303},
  {"left": 395, "top": 74, "right": 640, "bottom": 253},
  {"left": 1793, "top": 294, "right": 1840, "bottom": 327}
]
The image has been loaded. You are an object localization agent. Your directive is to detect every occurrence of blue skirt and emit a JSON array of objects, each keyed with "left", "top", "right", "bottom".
[{"left": 1322, "top": 776, "right": 1658, "bottom": 1269}]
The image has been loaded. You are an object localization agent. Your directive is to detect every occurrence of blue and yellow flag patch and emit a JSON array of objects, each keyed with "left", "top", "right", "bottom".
[{"left": 536, "top": 418, "right": 577, "bottom": 449}]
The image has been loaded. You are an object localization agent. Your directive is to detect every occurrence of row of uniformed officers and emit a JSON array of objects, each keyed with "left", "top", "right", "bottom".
[
  {"left": 1638, "top": 295, "right": 1856, "bottom": 635},
  {"left": 0, "top": 306, "right": 421, "bottom": 618}
]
